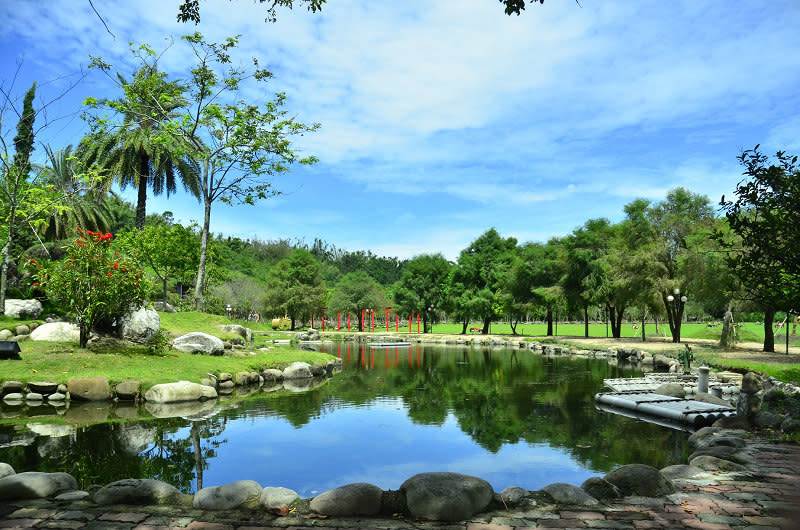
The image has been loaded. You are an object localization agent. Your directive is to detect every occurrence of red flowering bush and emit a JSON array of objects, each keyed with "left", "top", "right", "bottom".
[{"left": 34, "top": 229, "right": 146, "bottom": 348}]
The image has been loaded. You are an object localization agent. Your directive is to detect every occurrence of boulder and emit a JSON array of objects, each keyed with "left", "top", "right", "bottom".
[
  {"left": 30, "top": 322, "right": 80, "bottom": 343},
  {"left": 0, "top": 471, "right": 77, "bottom": 500},
  {"left": 310, "top": 482, "right": 383, "bottom": 516},
  {"left": 120, "top": 307, "right": 161, "bottom": 344},
  {"left": 260, "top": 486, "right": 300, "bottom": 510},
  {"left": 542, "top": 483, "right": 599, "bottom": 505},
  {"left": 660, "top": 464, "right": 706, "bottom": 480},
  {"left": 754, "top": 411, "right": 784, "bottom": 429},
  {"left": 604, "top": 464, "right": 675, "bottom": 497},
  {"left": 580, "top": 477, "right": 621, "bottom": 501},
  {"left": 283, "top": 361, "right": 313, "bottom": 380},
  {"left": 693, "top": 392, "right": 732, "bottom": 406},
  {"left": 499, "top": 486, "right": 528, "bottom": 506},
  {"left": 741, "top": 372, "right": 763, "bottom": 394},
  {"left": 67, "top": 377, "right": 111, "bottom": 401},
  {"left": 654, "top": 383, "right": 685, "bottom": 398},
  {"left": 687, "top": 427, "right": 747, "bottom": 451},
  {"left": 115, "top": 380, "right": 140, "bottom": 400},
  {"left": 401, "top": 472, "right": 494, "bottom": 521},
  {"left": 15, "top": 324, "right": 30, "bottom": 336},
  {"left": 689, "top": 455, "right": 747, "bottom": 472},
  {"left": 152, "top": 301, "right": 176, "bottom": 313},
  {"left": 234, "top": 372, "right": 251, "bottom": 386},
  {"left": 1, "top": 381, "right": 23, "bottom": 395},
  {"left": 261, "top": 369, "right": 283, "bottom": 382},
  {"left": 94, "top": 478, "right": 189, "bottom": 505},
  {"left": 688, "top": 445, "right": 753, "bottom": 466},
  {"left": 782, "top": 417, "right": 800, "bottom": 433},
  {"left": 172, "top": 332, "right": 224, "bottom": 355},
  {"left": 194, "top": 480, "right": 262, "bottom": 510},
  {"left": 144, "top": 381, "right": 218, "bottom": 404},
  {"left": 3, "top": 298, "right": 42, "bottom": 319},
  {"left": 0, "top": 329, "right": 12, "bottom": 340},
  {"left": 0, "top": 463, "right": 14, "bottom": 479},
  {"left": 219, "top": 324, "right": 253, "bottom": 344}
]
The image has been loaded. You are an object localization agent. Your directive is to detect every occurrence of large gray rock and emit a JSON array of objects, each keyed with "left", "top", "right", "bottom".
[
  {"left": 94, "top": 478, "right": 189, "bottom": 505},
  {"left": 15, "top": 324, "right": 30, "bottom": 336},
  {"left": 0, "top": 329, "right": 12, "bottom": 340},
  {"left": 3, "top": 299, "right": 42, "bottom": 319},
  {"left": 67, "top": 377, "right": 111, "bottom": 401},
  {"left": 310, "top": 482, "right": 383, "bottom": 516},
  {"left": 115, "top": 380, "right": 140, "bottom": 401},
  {"left": 660, "top": 464, "right": 706, "bottom": 480},
  {"left": 260, "top": 486, "right": 300, "bottom": 510},
  {"left": 499, "top": 486, "right": 528, "bottom": 506},
  {"left": 688, "top": 445, "right": 753, "bottom": 466},
  {"left": 30, "top": 322, "right": 79, "bottom": 343},
  {"left": 0, "top": 471, "right": 77, "bottom": 500},
  {"left": 401, "top": 472, "right": 494, "bottom": 521},
  {"left": 580, "top": 477, "right": 621, "bottom": 501},
  {"left": 543, "top": 483, "right": 599, "bottom": 505},
  {"left": 741, "top": 372, "right": 763, "bottom": 394},
  {"left": 27, "top": 381, "right": 58, "bottom": 395},
  {"left": 283, "top": 361, "right": 313, "bottom": 380},
  {"left": 172, "top": 332, "right": 224, "bottom": 355},
  {"left": 0, "top": 463, "right": 14, "bottom": 479},
  {"left": 604, "top": 464, "right": 675, "bottom": 497},
  {"left": 219, "top": 324, "right": 253, "bottom": 344},
  {"left": 144, "top": 381, "right": 218, "bottom": 404},
  {"left": 120, "top": 307, "right": 161, "bottom": 344},
  {"left": 194, "top": 480, "right": 262, "bottom": 510},
  {"left": 687, "top": 427, "right": 747, "bottom": 451},
  {"left": 689, "top": 455, "right": 747, "bottom": 472},
  {"left": 261, "top": 369, "right": 283, "bottom": 382}
]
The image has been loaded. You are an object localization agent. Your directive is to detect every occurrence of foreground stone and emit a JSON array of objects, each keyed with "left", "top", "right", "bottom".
[
  {"left": 260, "top": 486, "right": 300, "bottom": 510},
  {"left": 604, "top": 464, "right": 676, "bottom": 497},
  {"left": 67, "top": 377, "right": 111, "bottom": 401},
  {"left": 30, "top": 322, "right": 79, "bottom": 343},
  {"left": 172, "top": 332, "right": 224, "bottom": 355},
  {"left": 144, "top": 381, "right": 218, "bottom": 403},
  {"left": 194, "top": 480, "right": 262, "bottom": 510},
  {"left": 310, "top": 482, "right": 383, "bottom": 516},
  {"left": 94, "top": 478, "right": 190, "bottom": 505},
  {"left": 0, "top": 471, "right": 77, "bottom": 500},
  {"left": 401, "top": 472, "right": 494, "bottom": 521},
  {"left": 283, "top": 361, "right": 313, "bottom": 379},
  {"left": 543, "top": 482, "right": 599, "bottom": 505}
]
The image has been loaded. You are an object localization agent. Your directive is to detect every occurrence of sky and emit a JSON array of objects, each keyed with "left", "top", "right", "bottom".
[{"left": 1, "top": 0, "right": 799, "bottom": 261}]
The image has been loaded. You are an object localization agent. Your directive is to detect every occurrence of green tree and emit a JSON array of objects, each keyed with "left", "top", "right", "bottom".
[
  {"left": 171, "top": 33, "right": 318, "bottom": 310},
  {"left": 263, "top": 248, "right": 327, "bottom": 330},
  {"left": 118, "top": 222, "right": 200, "bottom": 306},
  {"left": 719, "top": 146, "right": 800, "bottom": 352},
  {"left": 328, "top": 271, "right": 387, "bottom": 332},
  {"left": 393, "top": 253, "right": 451, "bottom": 333},
  {"left": 83, "top": 48, "right": 201, "bottom": 230},
  {"left": 508, "top": 240, "right": 566, "bottom": 337},
  {"left": 449, "top": 229, "right": 518, "bottom": 334},
  {"left": 562, "top": 218, "right": 614, "bottom": 337}
]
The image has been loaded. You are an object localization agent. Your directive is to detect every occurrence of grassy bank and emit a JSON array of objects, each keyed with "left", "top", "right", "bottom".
[{"left": 1, "top": 311, "right": 333, "bottom": 388}]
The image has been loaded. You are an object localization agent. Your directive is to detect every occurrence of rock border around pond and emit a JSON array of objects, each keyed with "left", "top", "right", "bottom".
[{"left": 1, "top": 428, "right": 797, "bottom": 524}]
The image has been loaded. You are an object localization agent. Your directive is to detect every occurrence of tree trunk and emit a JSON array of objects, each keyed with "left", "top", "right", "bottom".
[
  {"left": 191, "top": 422, "right": 203, "bottom": 491},
  {"left": 0, "top": 195, "right": 19, "bottom": 317},
  {"left": 546, "top": 308, "right": 553, "bottom": 336},
  {"left": 482, "top": 317, "right": 490, "bottom": 334},
  {"left": 290, "top": 317, "right": 296, "bottom": 331},
  {"left": 135, "top": 155, "right": 149, "bottom": 230},
  {"left": 763, "top": 307, "right": 776, "bottom": 353},
  {"left": 641, "top": 310, "right": 647, "bottom": 342},
  {"left": 584, "top": 305, "right": 589, "bottom": 338},
  {"left": 162, "top": 276, "right": 168, "bottom": 306},
  {"left": 193, "top": 168, "right": 212, "bottom": 310},
  {"left": 510, "top": 318, "right": 518, "bottom": 335},
  {"left": 79, "top": 322, "right": 89, "bottom": 349},
  {"left": 461, "top": 320, "right": 468, "bottom": 335},
  {"left": 719, "top": 301, "right": 734, "bottom": 349}
]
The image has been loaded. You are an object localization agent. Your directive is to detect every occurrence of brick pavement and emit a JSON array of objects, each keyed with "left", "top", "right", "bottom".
[{"left": 1, "top": 440, "right": 798, "bottom": 529}]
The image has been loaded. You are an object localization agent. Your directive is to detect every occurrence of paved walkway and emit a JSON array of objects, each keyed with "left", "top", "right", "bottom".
[{"left": 1, "top": 440, "right": 798, "bottom": 530}]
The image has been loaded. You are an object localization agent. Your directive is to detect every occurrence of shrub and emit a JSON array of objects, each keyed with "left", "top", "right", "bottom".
[{"left": 34, "top": 229, "right": 147, "bottom": 348}]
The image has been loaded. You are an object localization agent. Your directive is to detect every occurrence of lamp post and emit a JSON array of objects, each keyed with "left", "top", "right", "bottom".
[
  {"left": 427, "top": 306, "right": 434, "bottom": 334},
  {"left": 665, "top": 288, "right": 688, "bottom": 343}
]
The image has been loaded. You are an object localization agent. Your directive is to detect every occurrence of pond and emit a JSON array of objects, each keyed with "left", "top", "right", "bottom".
[{"left": 0, "top": 344, "right": 689, "bottom": 497}]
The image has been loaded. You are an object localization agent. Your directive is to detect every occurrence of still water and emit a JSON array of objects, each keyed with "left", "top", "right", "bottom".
[{"left": 0, "top": 344, "right": 688, "bottom": 496}]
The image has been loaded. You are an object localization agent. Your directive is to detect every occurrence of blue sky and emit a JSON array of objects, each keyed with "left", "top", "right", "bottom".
[{"left": 2, "top": 0, "right": 799, "bottom": 260}]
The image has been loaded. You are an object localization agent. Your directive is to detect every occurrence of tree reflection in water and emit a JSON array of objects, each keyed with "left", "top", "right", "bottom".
[{"left": 0, "top": 345, "right": 688, "bottom": 493}]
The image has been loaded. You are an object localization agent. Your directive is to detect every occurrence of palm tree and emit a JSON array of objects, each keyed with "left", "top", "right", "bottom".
[
  {"left": 82, "top": 65, "right": 200, "bottom": 230},
  {"left": 36, "top": 145, "right": 112, "bottom": 241}
]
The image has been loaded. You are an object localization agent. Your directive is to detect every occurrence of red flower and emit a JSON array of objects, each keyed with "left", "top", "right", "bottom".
[
  {"left": 107, "top": 272, "right": 113, "bottom": 277},
  {"left": 33, "top": 281, "right": 38, "bottom": 287}
]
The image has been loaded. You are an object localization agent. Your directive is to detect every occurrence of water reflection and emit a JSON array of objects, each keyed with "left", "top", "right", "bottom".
[{"left": 0, "top": 344, "right": 688, "bottom": 496}]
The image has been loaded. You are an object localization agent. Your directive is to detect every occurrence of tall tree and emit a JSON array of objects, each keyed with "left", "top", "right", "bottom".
[
  {"left": 328, "top": 271, "right": 387, "bottom": 332},
  {"left": 263, "top": 248, "right": 327, "bottom": 330},
  {"left": 83, "top": 48, "right": 201, "bottom": 230},
  {"left": 172, "top": 33, "right": 318, "bottom": 310},
  {"left": 719, "top": 146, "right": 800, "bottom": 352},
  {"left": 393, "top": 254, "right": 451, "bottom": 333},
  {"left": 449, "top": 229, "right": 518, "bottom": 334}
]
